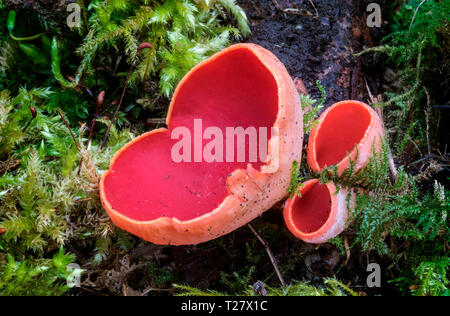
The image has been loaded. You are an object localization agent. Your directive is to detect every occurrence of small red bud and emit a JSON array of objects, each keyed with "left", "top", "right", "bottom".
[
  {"left": 0, "top": 228, "right": 7, "bottom": 236},
  {"left": 97, "top": 91, "right": 106, "bottom": 108},
  {"left": 30, "top": 106, "right": 37, "bottom": 119},
  {"left": 22, "top": 106, "right": 38, "bottom": 132},
  {"left": 138, "top": 43, "right": 153, "bottom": 51}
]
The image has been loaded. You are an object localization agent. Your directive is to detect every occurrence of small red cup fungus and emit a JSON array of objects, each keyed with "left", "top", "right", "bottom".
[
  {"left": 307, "top": 100, "right": 385, "bottom": 176},
  {"left": 283, "top": 179, "right": 355, "bottom": 244},
  {"left": 100, "top": 44, "right": 303, "bottom": 245}
]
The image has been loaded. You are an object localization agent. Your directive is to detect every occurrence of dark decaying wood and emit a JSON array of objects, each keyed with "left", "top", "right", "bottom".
[
  {"left": 238, "top": 0, "right": 388, "bottom": 108},
  {"left": 3, "top": 1, "right": 77, "bottom": 19}
]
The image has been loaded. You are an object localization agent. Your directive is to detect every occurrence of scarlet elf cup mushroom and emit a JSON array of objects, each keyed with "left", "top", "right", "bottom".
[
  {"left": 284, "top": 100, "right": 385, "bottom": 244},
  {"left": 100, "top": 44, "right": 303, "bottom": 245},
  {"left": 307, "top": 100, "right": 385, "bottom": 176},
  {"left": 284, "top": 180, "right": 357, "bottom": 244}
]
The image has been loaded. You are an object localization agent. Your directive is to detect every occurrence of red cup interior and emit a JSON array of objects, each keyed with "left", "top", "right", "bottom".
[
  {"left": 315, "top": 102, "right": 371, "bottom": 169},
  {"left": 103, "top": 48, "right": 279, "bottom": 222},
  {"left": 291, "top": 181, "right": 332, "bottom": 233}
]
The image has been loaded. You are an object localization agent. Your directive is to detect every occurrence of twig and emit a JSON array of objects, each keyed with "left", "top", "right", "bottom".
[
  {"left": 388, "top": 151, "right": 398, "bottom": 181},
  {"left": 140, "top": 287, "right": 171, "bottom": 296},
  {"left": 146, "top": 118, "right": 167, "bottom": 125},
  {"left": 307, "top": 0, "right": 319, "bottom": 18},
  {"left": 101, "top": 43, "right": 153, "bottom": 149},
  {"left": 423, "top": 87, "right": 432, "bottom": 156},
  {"left": 406, "top": 0, "right": 427, "bottom": 53},
  {"left": 100, "top": 58, "right": 137, "bottom": 149},
  {"left": 407, "top": 133, "right": 423, "bottom": 157},
  {"left": 364, "top": 78, "right": 377, "bottom": 105},
  {"left": 88, "top": 91, "right": 105, "bottom": 148},
  {"left": 67, "top": 76, "right": 93, "bottom": 97},
  {"left": 354, "top": 46, "right": 390, "bottom": 58},
  {"left": 78, "top": 286, "right": 109, "bottom": 296},
  {"left": 22, "top": 106, "right": 37, "bottom": 133},
  {"left": 248, "top": 224, "right": 286, "bottom": 287},
  {"left": 343, "top": 236, "right": 351, "bottom": 265},
  {"left": 271, "top": 0, "right": 282, "bottom": 10},
  {"left": 75, "top": 198, "right": 93, "bottom": 204},
  {"left": 78, "top": 91, "right": 105, "bottom": 176},
  {"left": 410, "top": 154, "right": 449, "bottom": 166},
  {"left": 271, "top": 0, "right": 303, "bottom": 16},
  {"left": 0, "top": 236, "right": 28, "bottom": 259}
]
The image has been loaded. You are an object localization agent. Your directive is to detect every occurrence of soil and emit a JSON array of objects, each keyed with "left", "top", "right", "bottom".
[{"left": 3, "top": 0, "right": 77, "bottom": 27}]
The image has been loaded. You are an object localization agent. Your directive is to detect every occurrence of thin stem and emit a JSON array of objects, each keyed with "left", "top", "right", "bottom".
[
  {"left": 307, "top": 0, "right": 319, "bottom": 18},
  {"left": 57, "top": 110, "right": 81, "bottom": 153},
  {"left": 248, "top": 224, "right": 286, "bottom": 287},
  {"left": 22, "top": 106, "right": 37, "bottom": 133},
  {"left": 406, "top": 0, "right": 427, "bottom": 52},
  {"left": 423, "top": 87, "right": 432, "bottom": 156},
  {"left": 142, "top": 53, "right": 153, "bottom": 93},
  {"left": 78, "top": 91, "right": 105, "bottom": 175},
  {"left": 146, "top": 118, "right": 166, "bottom": 125},
  {"left": 0, "top": 236, "right": 28, "bottom": 259},
  {"left": 354, "top": 45, "right": 390, "bottom": 58},
  {"left": 101, "top": 43, "right": 152, "bottom": 149},
  {"left": 9, "top": 31, "right": 46, "bottom": 41},
  {"left": 88, "top": 91, "right": 105, "bottom": 147},
  {"left": 100, "top": 53, "right": 139, "bottom": 149}
]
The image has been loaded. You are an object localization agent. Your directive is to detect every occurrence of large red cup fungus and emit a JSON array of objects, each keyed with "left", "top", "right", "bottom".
[
  {"left": 283, "top": 179, "right": 355, "bottom": 244},
  {"left": 307, "top": 100, "right": 385, "bottom": 176},
  {"left": 100, "top": 44, "right": 303, "bottom": 245}
]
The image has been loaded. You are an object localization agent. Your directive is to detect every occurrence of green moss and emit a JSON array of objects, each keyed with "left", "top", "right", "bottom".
[
  {"left": 174, "top": 278, "right": 359, "bottom": 296},
  {"left": 356, "top": 0, "right": 449, "bottom": 157},
  {"left": 0, "top": 248, "right": 76, "bottom": 296},
  {"left": 75, "top": 0, "right": 250, "bottom": 97},
  {"left": 0, "top": 86, "right": 136, "bottom": 294}
]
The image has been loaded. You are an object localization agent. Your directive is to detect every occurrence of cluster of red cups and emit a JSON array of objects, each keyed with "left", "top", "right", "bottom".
[
  {"left": 100, "top": 44, "right": 385, "bottom": 246},
  {"left": 283, "top": 100, "right": 384, "bottom": 244}
]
